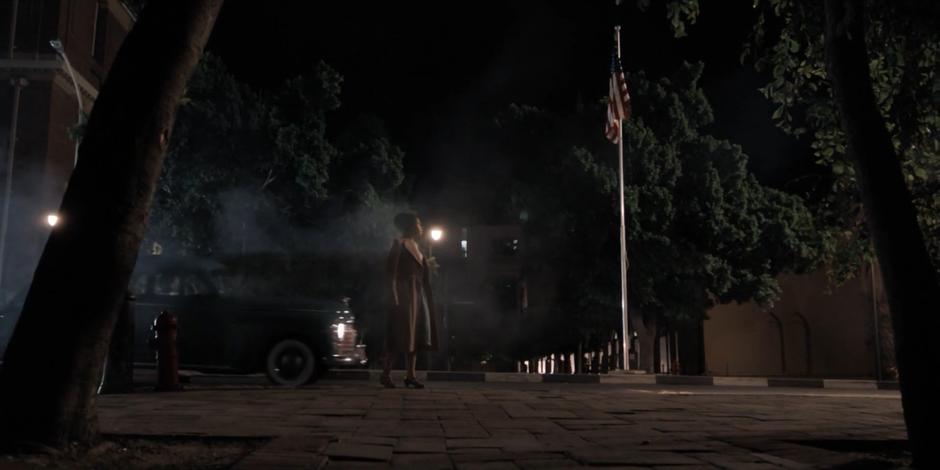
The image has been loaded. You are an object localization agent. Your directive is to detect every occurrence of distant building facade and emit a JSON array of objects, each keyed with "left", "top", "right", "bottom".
[
  {"left": 704, "top": 265, "right": 893, "bottom": 379},
  {"left": 431, "top": 224, "right": 527, "bottom": 371},
  {"left": 428, "top": 219, "right": 892, "bottom": 378},
  {"left": 0, "top": 0, "right": 133, "bottom": 296}
]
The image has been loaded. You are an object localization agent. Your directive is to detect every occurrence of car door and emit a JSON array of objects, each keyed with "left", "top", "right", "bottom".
[{"left": 175, "top": 272, "right": 227, "bottom": 369}]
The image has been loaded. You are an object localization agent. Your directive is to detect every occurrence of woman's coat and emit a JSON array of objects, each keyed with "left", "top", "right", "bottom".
[{"left": 385, "top": 239, "right": 439, "bottom": 353}]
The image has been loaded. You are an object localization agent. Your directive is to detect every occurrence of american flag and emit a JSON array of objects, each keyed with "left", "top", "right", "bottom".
[{"left": 605, "top": 51, "right": 631, "bottom": 144}]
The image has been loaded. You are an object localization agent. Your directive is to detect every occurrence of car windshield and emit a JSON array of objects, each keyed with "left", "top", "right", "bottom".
[{"left": 132, "top": 271, "right": 218, "bottom": 296}]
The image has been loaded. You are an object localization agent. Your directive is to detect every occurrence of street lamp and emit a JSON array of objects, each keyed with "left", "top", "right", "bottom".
[
  {"left": 49, "top": 39, "right": 82, "bottom": 166},
  {"left": 426, "top": 227, "right": 444, "bottom": 371},
  {"left": 428, "top": 228, "right": 443, "bottom": 258},
  {"left": 46, "top": 213, "right": 60, "bottom": 227}
]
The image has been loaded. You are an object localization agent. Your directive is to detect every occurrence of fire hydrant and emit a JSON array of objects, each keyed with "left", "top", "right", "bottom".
[{"left": 151, "top": 310, "right": 180, "bottom": 391}]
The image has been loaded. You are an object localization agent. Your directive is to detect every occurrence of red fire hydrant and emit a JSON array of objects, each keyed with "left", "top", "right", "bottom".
[{"left": 151, "top": 310, "right": 180, "bottom": 391}]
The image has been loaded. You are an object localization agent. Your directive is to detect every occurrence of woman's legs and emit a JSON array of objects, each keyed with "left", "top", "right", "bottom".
[
  {"left": 380, "top": 351, "right": 395, "bottom": 387},
  {"left": 406, "top": 352, "right": 417, "bottom": 379},
  {"left": 382, "top": 352, "right": 393, "bottom": 378},
  {"left": 404, "top": 352, "right": 424, "bottom": 388},
  {"left": 382, "top": 351, "right": 414, "bottom": 378}
]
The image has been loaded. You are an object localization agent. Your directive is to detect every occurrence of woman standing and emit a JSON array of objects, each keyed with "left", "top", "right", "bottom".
[{"left": 381, "top": 212, "right": 438, "bottom": 388}]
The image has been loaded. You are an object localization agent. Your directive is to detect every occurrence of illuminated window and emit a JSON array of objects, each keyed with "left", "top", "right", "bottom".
[
  {"left": 494, "top": 238, "right": 519, "bottom": 257},
  {"left": 460, "top": 227, "right": 469, "bottom": 258}
]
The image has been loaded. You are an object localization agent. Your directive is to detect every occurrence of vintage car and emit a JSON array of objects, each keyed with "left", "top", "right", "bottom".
[
  {"left": 0, "top": 257, "right": 367, "bottom": 386},
  {"left": 129, "top": 257, "right": 367, "bottom": 385}
]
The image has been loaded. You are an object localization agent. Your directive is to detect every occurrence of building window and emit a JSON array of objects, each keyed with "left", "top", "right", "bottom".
[
  {"left": 494, "top": 238, "right": 519, "bottom": 257},
  {"left": 92, "top": 3, "right": 108, "bottom": 63},
  {"left": 460, "top": 227, "right": 469, "bottom": 258}
]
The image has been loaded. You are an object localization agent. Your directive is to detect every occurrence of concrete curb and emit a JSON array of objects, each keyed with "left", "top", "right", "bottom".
[
  {"left": 427, "top": 371, "right": 484, "bottom": 382},
  {"left": 655, "top": 375, "right": 714, "bottom": 386},
  {"left": 768, "top": 378, "right": 824, "bottom": 388},
  {"left": 542, "top": 373, "right": 600, "bottom": 384},
  {"left": 324, "top": 369, "right": 898, "bottom": 391},
  {"left": 713, "top": 377, "right": 768, "bottom": 387}
]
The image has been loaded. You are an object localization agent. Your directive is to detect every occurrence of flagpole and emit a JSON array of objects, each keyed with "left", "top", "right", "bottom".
[{"left": 614, "top": 25, "right": 631, "bottom": 370}]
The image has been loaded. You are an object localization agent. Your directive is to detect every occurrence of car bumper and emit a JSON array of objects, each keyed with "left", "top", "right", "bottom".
[{"left": 326, "top": 354, "right": 368, "bottom": 368}]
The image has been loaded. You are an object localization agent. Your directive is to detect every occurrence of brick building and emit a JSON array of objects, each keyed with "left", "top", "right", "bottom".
[
  {"left": 0, "top": 0, "right": 133, "bottom": 297},
  {"left": 430, "top": 224, "right": 527, "bottom": 371}
]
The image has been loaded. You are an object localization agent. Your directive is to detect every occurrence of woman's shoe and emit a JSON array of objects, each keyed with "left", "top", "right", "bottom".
[
  {"left": 380, "top": 374, "right": 396, "bottom": 388},
  {"left": 404, "top": 377, "right": 425, "bottom": 389}
]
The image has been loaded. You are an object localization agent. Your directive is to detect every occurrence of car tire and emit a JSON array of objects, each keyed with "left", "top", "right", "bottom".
[{"left": 265, "top": 339, "right": 317, "bottom": 386}]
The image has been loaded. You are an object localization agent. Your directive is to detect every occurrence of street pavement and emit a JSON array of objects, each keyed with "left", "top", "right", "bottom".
[{"left": 97, "top": 377, "right": 908, "bottom": 469}]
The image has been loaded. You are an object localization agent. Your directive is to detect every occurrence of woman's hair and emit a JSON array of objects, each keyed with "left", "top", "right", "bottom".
[{"left": 393, "top": 212, "right": 419, "bottom": 235}]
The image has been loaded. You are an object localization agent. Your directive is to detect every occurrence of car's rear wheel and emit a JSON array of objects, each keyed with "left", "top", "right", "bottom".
[{"left": 265, "top": 339, "right": 317, "bottom": 386}]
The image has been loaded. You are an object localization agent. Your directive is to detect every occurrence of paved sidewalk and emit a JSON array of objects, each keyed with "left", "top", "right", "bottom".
[
  {"left": 169, "top": 369, "right": 900, "bottom": 391},
  {"left": 99, "top": 380, "right": 908, "bottom": 468},
  {"left": 320, "top": 369, "right": 900, "bottom": 391}
]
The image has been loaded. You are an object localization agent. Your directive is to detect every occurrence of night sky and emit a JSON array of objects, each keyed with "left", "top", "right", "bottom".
[{"left": 206, "top": 1, "right": 814, "bottom": 220}]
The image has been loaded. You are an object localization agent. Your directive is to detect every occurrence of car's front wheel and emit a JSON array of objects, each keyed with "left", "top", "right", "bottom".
[{"left": 265, "top": 339, "right": 317, "bottom": 386}]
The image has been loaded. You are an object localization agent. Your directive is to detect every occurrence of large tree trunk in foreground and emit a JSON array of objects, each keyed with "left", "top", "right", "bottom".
[
  {"left": 0, "top": 0, "right": 223, "bottom": 449},
  {"left": 824, "top": 1, "right": 940, "bottom": 466},
  {"left": 99, "top": 293, "right": 136, "bottom": 394}
]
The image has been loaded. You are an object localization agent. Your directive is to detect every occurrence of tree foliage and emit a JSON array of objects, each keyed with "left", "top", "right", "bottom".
[
  {"left": 653, "top": 0, "right": 940, "bottom": 280},
  {"left": 491, "top": 63, "right": 820, "bottom": 357},
  {"left": 148, "top": 54, "right": 405, "bottom": 256},
  {"left": 748, "top": 0, "right": 940, "bottom": 279}
]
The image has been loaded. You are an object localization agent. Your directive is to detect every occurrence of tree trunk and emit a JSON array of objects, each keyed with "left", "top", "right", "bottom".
[
  {"left": 0, "top": 0, "right": 223, "bottom": 449},
  {"left": 652, "top": 327, "right": 662, "bottom": 374},
  {"left": 677, "top": 321, "right": 706, "bottom": 375},
  {"left": 824, "top": 1, "right": 940, "bottom": 466},
  {"left": 99, "top": 292, "right": 136, "bottom": 394}
]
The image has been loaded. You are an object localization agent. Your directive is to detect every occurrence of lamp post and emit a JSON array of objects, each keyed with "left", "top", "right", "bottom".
[
  {"left": 428, "top": 227, "right": 443, "bottom": 258},
  {"left": 427, "top": 227, "right": 444, "bottom": 370},
  {"left": 49, "top": 39, "right": 83, "bottom": 167}
]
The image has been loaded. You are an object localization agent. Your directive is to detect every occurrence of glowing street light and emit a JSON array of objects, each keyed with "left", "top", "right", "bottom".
[
  {"left": 46, "top": 213, "right": 60, "bottom": 227},
  {"left": 428, "top": 227, "right": 443, "bottom": 258}
]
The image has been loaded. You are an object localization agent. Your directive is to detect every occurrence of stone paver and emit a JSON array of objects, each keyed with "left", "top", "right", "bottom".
[
  {"left": 396, "top": 437, "right": 447, "bottom": 453},
  {"left": 325, "top": 442, "right": 394, "bottom": 462},
  {"left": 392, "top": 453, "right": 453, "bottom": 469},
  {"left": 96, "top": 381, "right": 907, "bottom": 468},
  {"left": 568, "top": 449, "right": 705, "bottom": 466}
]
